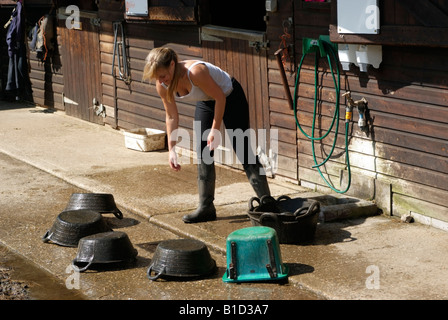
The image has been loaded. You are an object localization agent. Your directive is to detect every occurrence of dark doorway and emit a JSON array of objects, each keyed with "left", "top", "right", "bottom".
[{"left": 208, "top": 1, "right": 266, "bottom": 31}]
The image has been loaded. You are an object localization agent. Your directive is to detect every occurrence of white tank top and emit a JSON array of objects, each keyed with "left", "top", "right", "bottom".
[{"left": 174, "top": 61, "right": 233, "bottom": 102}]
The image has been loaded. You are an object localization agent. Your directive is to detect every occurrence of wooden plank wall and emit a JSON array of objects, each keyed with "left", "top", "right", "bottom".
[
  {"left": 98, "top": 0, "right": 202, "bottom": 138},
  {"left": 363, "top": 0, "right": 448, "bottom": 222},
  {"left": 268, "top": 0, "right": 448, "bottom": 222},
  {"left": 28, "top": 45, "right": 64, "bottom": 110},
  {"left": 265, "top": 0, "right": 298, "bottom": 181}
]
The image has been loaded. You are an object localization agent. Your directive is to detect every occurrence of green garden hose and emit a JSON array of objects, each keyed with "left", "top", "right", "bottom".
[{"left": 293, "top": 39, "right": 351, "bottom": 194}]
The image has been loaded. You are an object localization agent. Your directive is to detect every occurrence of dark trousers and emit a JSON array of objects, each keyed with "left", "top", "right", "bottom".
[{"left": 194, "top": 78, "right": 256, "bottom": 165}]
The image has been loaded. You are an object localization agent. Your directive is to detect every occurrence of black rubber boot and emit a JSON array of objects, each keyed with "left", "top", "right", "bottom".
[
  {"left": 243, "top": 158, "right": 271, "bottom": 198},
  {"left": 182, "top": 162, "right": 217, "bottom": 223}
]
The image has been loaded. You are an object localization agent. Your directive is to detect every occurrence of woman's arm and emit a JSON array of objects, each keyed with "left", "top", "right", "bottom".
[
  {"left": 156, "top": 81, "right": 181, "bottom": 171},
  {"left": 189, "top": 64, "right": 226, "bottom": 150}
]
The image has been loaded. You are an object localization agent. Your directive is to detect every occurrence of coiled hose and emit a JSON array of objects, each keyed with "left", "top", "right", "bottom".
[{"left": 293, "top": 41, "right": 351, "bottom": 194}]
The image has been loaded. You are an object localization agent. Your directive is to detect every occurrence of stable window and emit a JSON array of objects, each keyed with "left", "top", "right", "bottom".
[
  {"left": 125, "top": 0, "right": 198, "bottom": 24},
  {"left": 207, "top": 0, "right": 266, "bottom": 32}
]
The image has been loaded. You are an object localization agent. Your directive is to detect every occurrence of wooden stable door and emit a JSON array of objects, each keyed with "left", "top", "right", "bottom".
[
  {"left": 59, "top": 15, "right": 103, "bottom": 125},
  {"left": 201, "top": 26, "right": 271, "bottom": 170}
]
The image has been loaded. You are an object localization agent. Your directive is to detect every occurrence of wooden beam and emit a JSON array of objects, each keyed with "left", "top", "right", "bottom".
[{"left": 329, "top": 24, "right": 448, "bottom": 48}]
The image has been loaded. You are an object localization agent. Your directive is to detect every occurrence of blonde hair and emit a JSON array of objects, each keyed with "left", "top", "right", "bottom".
[{"left": 143, "top": 47, "right": 181, "bottom": 102}]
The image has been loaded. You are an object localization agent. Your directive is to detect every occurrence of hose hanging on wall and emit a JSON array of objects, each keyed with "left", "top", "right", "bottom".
[
  {"left": 111, "top": 21, "right": 130, "bottom": 129},
  {"left": 293, "top": 36, "right": 351, "bottom": 194},
  {"left": 112, "top": 21, "right": 131, "bottom": 85}
]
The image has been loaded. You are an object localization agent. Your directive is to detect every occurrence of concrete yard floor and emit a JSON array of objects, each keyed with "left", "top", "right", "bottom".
[
  {"left": 0, "top": 152, "right": 321, "bottom": 300},
  {"left": 1, "top": 102, "right": 448, "bottom": 302}
]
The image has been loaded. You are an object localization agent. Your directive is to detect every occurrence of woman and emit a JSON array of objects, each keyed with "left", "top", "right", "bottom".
[{"left": 143, "top": 47, "right": 270, "bottom": 223}]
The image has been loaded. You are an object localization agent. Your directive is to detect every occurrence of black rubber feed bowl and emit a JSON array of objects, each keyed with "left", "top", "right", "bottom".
[
  {"left": 42, "top": 210, "right": 111, "bottom": 247},
  {"left": 247, "top": 196, "right": 320, "bottom": 244},
  {"left": 147, "top": 239, "right": 216, "bottom": 281},
  {"left": 65, "top": 193, "right": 123, "bottom": 219},
  {"left": 72, "top": 231, "right": 138, "bottom": 272}
]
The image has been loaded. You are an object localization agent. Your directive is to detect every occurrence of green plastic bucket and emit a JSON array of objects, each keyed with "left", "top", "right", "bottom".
[{"left": 222, "top": 226, "right": 288, "bottom": 283}]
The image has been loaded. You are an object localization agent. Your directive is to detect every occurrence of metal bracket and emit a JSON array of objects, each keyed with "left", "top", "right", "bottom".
[
  {"left": 90, "top": 17, "right": 101, "bottom": 27},
  {"left": 249, "top": 40, "right": 269, "bottom": 52},
  {"left": 92, "top": 98, "right": 106, "bottom": 118},
  {"left": 62, "top": 93, "right": 78, "bottom": 106}
]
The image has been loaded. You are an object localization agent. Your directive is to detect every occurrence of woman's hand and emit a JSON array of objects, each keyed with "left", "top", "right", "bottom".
[
  {"left": 207, "top": 128, "right": 221, "bottom": 151},
  {"left": 169, "top": 148, "right": 181, "bottom": 171}
]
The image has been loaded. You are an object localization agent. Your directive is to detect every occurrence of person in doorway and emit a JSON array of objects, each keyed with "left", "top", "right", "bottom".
[{"left": 143, "top": 47, "right": 271, "bottom": 223}]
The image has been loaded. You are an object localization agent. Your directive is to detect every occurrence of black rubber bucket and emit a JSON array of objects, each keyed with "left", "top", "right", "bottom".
[
  {"left": 248, "top": 195, "right": 292, "bottom": 213},
  {"left": 247, "top": 196, "right": 320, "bottom": 244},
  {"left": 72, "top": 231, "right": 138, "bottom": 272},
  {"left": 64, "top": 193, "right": 123, "bottom": 219},
  {"left": 147, "top": 239, "right": 216, "bottom": 281},
  {"left": 42, "top": 210, "right": 111, "bottom": 247}
]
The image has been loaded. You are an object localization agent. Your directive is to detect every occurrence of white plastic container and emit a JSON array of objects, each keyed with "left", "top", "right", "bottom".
[{"left": 123, "top": 128, "right": 166, "bottom": 152}]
